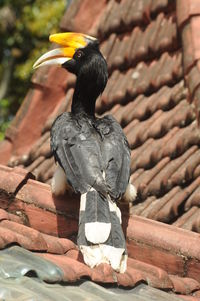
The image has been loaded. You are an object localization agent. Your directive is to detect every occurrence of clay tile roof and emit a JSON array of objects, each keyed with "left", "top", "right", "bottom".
[
  {"left": 0, "top": 165, "right": 200, "bottom": 300},
  {"left": 1, "top": 0, "right": 200, "bottom": 299}
]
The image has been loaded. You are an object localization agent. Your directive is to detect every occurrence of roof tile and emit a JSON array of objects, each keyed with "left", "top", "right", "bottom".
[
  {"left": 38, "top": 253, "right": 93, "bottom": 282},
  {"left": 42, "top": 233, "right": 76, "bottom": 255},
  {"left": 182, "top": 23, "right": 196, "bottom": 74},
  {"left": 127, "top": 258, "right": 173, "bottom": 289},
  {"left": 145, "top": 148, "right": 200, "bottom": 195},
  {"left": 132, "top": 157, "right": 170, "bottom": 194},
  {"left": 91, "top": 263, "right": 117, "bottom": 284},
  {"left": 131, "top": 196, "right": 156, "bottom": 216},
  {"left": 185, "top": 185, "right": 200, "bottom": 211},
  {"left": 0, "top": 208, "right": 23, "bottom": 224},
  {"left": 127, "top": 216, "right": 200, "bottom": 263},
  {"left": 0, "top": 140, "right": 12, "bottom": 165},
  {"left": 152, "top": 181, "right": 199, "bottom": 223},
  {"left": 173, "top": 206, "right": 199, "bottom": 229},
  {"left": 0, "top": 165, "right": 34, "bottom": 194},
  {"left": 182, "top": 207, "right": 200, "bottom": 233},
  {"left": 0, "top": 220, "right": 47, "bottom": 251},
  {"left": 98, "top": 0, "right": 174, "bottom": 38},
  {"left": 186, "top": 64, "right": 200, "bottom": 99},
  {"left": 6, "top": 86, "right": 66, "bottom": 157},
  {"left": 98, "top": 51, "right": 183, "bottom": 113},
  {"left": 136, "top": 186, "right": 181, "bottom": 219},
  {"left": 26, "top": 156, "right": 45, "bottom": 173},
  {"left": 115, "top": 270, "right": 134, "bottom": 286},
  {"left": 193, "top": 85, "right": 200, "bottom": 124},
  {"left": 177, "top": 0, "right": 200, "bottom": 28},
  {"left": 187, "top": 260, "right": 200, "bottom": 283},
  {"left": 127, "top": 238, "right": 185, "bottom": 276}
]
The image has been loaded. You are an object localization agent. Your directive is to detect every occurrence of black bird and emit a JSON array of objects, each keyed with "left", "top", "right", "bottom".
[{"left": 34, "top": 32, "right": 136, "bottom": 272}]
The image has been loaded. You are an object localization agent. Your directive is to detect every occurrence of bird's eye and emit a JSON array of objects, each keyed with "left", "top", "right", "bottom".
[{"left": 76, "top": 50, "right": 84, "bottom": 59}]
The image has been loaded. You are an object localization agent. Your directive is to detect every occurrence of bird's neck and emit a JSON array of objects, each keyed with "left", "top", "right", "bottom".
[{"left": 71, "top": 80, "right": 98, "bottom": 117}]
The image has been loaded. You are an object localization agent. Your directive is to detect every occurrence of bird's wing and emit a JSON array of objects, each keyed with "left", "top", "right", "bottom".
[
  {"left": 99, "top": 115, "right": 131, "bottom": 200},
  {"left": 50, "top": 112, "right": 107, "bottom": 195}
]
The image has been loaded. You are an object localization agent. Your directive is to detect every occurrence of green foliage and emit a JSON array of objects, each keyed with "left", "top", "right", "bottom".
[{"left": 0, "top": 0, "right": 66, "bottom": 140}]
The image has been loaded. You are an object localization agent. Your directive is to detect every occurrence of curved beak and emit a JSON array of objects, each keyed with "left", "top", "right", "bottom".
[{"left": 33, "top": 32, "right": 97, "bottom": 69}]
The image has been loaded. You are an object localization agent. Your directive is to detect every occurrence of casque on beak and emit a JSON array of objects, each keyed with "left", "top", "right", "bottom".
[{"left": 33, "top": 32, "right": 97, "bottom": 69}]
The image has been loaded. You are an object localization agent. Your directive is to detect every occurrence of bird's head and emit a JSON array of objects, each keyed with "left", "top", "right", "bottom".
[{"left": 33, "top": 32, "right": 108, "bottom": 96}]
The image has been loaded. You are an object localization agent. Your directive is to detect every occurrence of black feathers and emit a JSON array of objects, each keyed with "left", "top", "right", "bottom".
[
  {"left": 50, "top": 38, "right": 132, "bottom": 272},
  {"left": 51, "top": 113, "right": 130, "bottom": 198}
]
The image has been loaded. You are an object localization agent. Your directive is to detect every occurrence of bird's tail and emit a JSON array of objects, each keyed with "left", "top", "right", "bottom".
[{"left": 77, "top": 189, "right": 127, "bottom": 273}]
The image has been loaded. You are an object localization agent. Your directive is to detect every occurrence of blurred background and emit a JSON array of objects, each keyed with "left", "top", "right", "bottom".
[{"left": 0, "top": 0, "right": 67, "bottom": 140}]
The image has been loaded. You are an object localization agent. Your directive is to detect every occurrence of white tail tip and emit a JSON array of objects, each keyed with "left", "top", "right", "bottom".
[
  {"left": 80, "top": 245, "right": 127, "bottom": 273},
  {"left": 85, "top": 222, "right": 111, "bottom": 244}
]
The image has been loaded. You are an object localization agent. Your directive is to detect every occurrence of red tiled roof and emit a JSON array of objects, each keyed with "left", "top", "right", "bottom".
[
  {"left": 1, "top": 163, "right": 200, "bottom": 298},
  {"left": 1, "top": 0, "right": 200, "bottom": 299}
]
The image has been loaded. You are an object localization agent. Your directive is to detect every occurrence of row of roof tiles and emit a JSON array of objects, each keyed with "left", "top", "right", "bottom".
[
  {"left": 97, "top": 0, "right": 174, "bottom": 39},
  {"left": 96, "top": 51, "right": 183, "bottom": 113},
  {"left": 101, "top": 12, "right": 178, "bottom": 72},
  {"left": 1, "top": 163, "right": 200, "bottom": 297}
]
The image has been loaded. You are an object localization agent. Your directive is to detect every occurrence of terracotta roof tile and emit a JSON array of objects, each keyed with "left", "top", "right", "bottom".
[
  {"left": 173, "top": 206, "right": 199, "bottom": 228},
  {"left": 181, "top": 23, "right": 196, "bottom": 74},
  {"left": 0, "top": 140, "right": 12, "bottom": 165},
  {"left": 130, "top": 121, "right": 200, "bottom": 177},
  {"left": 175, "top": 207, "right": 200, "bottom": 233},
  {"left": 185, "top": 186, "right": 200, "bottom": 211},
  {"left": 98, "top": 51, "right": 183, "bottom": 113},
  {"left": 194, "top": 290, "right": 200, "bottom": 298},
  {"left": 38, "top": 253, "right": 93, "bottom": 282},
  {"left": 186, "top": 64, "right": 200, "bottom": 101},
  {"left": 134, "top": 175, "right": 200, "bottom": 224},
  {"left": 42, "top": 233, "right": 76, "bottom": 255},
  {"left": 1, "top": 165, "right": 200, "bottom": 298},
  {"left": 0, "top": 219, "right": 47, "bottom": 250},
  {"left": 34, "top": 157, "right": 54, "bottom": 182},
  {"left": 127, "top": 258, "right": 173, "bottom": 289},
  {"left": 98, "top": 0, "right": 174, "bottom": 39},
  {"left": 127, "top": 216, "right": 200, "bottom": 264},
  {"left": 151, "top": 178, "right": 200, "bottom": 223},
  {"left": 28, "top": 131, "right": 50, "bottom": 162},
  {"left": 1, "top": 226, "right": 179, "bottom": 288},
  {"left": 193, "top": 85, "right": 200, "bottom": 123},
  {"left": 151, "top": 0, "right": 171, "bottom": 14},
  {"left": 26, "top": 155, "right": 45, "bottom": 173},
  {"left": 176, "top": 1, "right": 200, "bottom": 123},
  {"left": 170, "top": 275, "right": 200, "bottom": 295},
  {"left": 0, "top": 208, "right": 23, "bottom": 224},
  {"left": 176, "top": 0, "right": 200, "bottom": 28},
  {"left": 0, "top": 165, "right": 34, "bottom": 194}
]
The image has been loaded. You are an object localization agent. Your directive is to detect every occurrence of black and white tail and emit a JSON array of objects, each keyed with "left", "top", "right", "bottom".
[{"left": 77, "top": 189, "right": 127, "bottom": 273}]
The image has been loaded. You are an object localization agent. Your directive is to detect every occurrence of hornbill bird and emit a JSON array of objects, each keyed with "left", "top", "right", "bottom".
[{"left": 34, "top": 32, "right": 137, "bottom": 273}]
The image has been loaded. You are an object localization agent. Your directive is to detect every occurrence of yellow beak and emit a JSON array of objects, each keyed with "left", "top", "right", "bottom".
[{"left": 33, "top": 32, "right": 97, "bottom": 69}]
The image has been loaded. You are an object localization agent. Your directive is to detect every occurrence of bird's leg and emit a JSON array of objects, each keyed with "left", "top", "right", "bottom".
[{"left": 51, "top": 164, "right": 71, "bottom": 196}]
